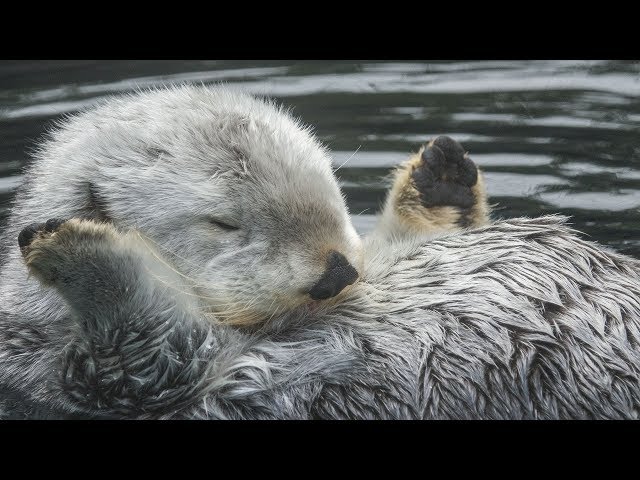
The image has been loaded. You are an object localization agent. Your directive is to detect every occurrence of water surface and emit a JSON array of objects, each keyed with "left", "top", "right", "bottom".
[{"left": 1, "top": 60, "right": 639, "bottom": 257}]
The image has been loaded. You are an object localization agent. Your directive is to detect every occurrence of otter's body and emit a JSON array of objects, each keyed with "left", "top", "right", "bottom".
[{"left": 1, "top": 86, "right": 639, "bottom": 419}]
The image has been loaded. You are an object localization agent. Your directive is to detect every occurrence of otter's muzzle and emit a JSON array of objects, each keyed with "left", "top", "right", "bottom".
[{"left": 308, "top": 251, "right": 359, "bottom": 300}]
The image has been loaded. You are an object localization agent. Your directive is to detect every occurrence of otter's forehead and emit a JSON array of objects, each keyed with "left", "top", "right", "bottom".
[
  {"left": 150, "top": 87, "right": 342, "bottom": 206},
  {"left": 124, "top": 86, "right": 336, "bottom": 182},
  {"left": 201, "top": 106, "right": 333, "bottom": 179},
  {"left": 72, "top": 84, "right": 330, "bottom": 173}
]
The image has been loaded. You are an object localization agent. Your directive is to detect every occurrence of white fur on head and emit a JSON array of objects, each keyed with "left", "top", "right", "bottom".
[{"left": 12, "top": 85, "right": 363, "bottom": 325}]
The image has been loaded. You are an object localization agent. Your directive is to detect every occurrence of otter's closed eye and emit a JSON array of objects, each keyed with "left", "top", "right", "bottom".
[{"left": 207, "top": 217, "right": 240, "bottom": 232}]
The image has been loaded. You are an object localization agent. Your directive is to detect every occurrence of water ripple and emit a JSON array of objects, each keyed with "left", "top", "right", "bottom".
[{"left": 0, "top": 60, "right": 638, "bottom": 257}]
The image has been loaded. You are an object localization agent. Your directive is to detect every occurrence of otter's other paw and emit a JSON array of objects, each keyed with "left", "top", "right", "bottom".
[
  {"left": 413, "top": 136, "right": 478, "bottom": 210},
  {"left": 18, "top": 218, "right": 67, "bottom": 251},
  {"left": 391, "top": 135, "right": 489, "bottom": 231},
  {"left": 18, "top": 218, "right": 118, "bottom": 286}
]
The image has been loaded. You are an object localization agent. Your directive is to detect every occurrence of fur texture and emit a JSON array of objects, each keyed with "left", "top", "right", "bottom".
[{"left": 1, "top": 85, "right": 640, "bottom": 419}]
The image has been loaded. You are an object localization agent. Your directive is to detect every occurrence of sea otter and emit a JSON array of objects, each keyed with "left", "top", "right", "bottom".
[{"left": 1, "top": 85, "right": 639, "bottom": 419}]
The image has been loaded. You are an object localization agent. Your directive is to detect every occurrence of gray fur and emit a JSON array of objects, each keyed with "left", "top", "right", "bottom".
[{"left": 1, "top": 85, "right": 640, "bottom": 419}]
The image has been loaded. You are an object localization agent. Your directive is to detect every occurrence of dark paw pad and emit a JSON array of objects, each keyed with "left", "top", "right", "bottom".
[
  {"left": 18, "top": 218, "right": 67, "bottom": 250},
  {"left": 412, "top": 136, "right": 478, "bottom": 209}
]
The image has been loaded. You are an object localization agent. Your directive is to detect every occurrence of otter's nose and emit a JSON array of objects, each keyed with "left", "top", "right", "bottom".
[{"left": 308, "top": 251, "right": 359, "bottom": 300}]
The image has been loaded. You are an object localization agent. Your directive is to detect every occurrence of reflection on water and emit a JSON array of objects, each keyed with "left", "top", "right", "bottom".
[{"left": 1, "top": 60, "right": 639, "bottom": 257}]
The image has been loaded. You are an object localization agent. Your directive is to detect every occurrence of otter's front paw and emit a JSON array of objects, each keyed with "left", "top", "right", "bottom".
[
  {"left": 392, "top": 135, "right": 489, "bottom": 230},
  {"left": 412, "top": 136, "right": 478, "bottom": 210},
  {"left": 18, "top": 218, "right": 118, "bottom": 286},
  {"left": 19, "top": 218, "right": 71, "bottom": 284},
  {"left": 18, "top": 218, "right": 67, "bottom": 250}
]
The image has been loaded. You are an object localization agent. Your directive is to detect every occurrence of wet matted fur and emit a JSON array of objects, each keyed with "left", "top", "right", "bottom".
[{"left": 1, "top": 86, "right": 639, "bottom": 419}]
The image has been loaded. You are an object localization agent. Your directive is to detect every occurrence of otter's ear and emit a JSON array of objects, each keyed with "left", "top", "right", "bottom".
[{"left": 84, "top": 182, "right": 112, "bottom": 223}]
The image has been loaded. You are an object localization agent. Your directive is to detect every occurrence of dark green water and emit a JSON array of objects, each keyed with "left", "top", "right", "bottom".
[{"left": 1, "top": 60, "right": 639, "bottom": 257}]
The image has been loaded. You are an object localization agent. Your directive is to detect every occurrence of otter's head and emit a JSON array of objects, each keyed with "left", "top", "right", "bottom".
[{"left": 83, "top": 86, "right": 362, "bottom": 325}]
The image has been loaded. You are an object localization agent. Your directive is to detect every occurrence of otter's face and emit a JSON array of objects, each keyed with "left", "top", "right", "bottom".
[{"left": 94, "top": 95, "right": 362, "bottom": 325}]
